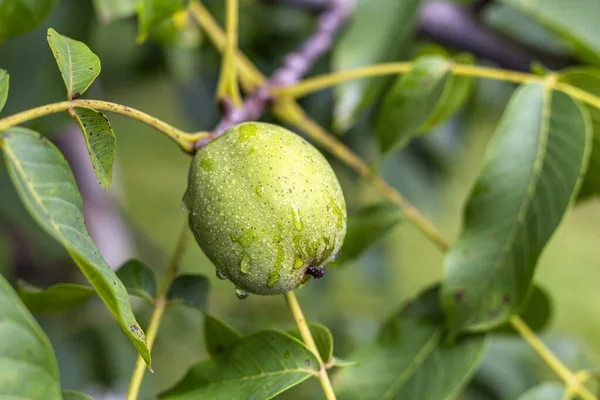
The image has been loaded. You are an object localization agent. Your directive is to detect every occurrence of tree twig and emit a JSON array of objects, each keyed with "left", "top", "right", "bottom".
[
  {"left": 202, "top": 0, "right": 354, "bottom": 140},
  {"left": 418, "top": 1, "right": 574, "bottom": 71},
  {"left": 126, "top": 223, "right": 190, "bottom": 400}
]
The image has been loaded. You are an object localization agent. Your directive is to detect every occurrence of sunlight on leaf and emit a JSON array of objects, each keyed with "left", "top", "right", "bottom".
[
  {"left": 0, "top": 127, "right": 151, "bottom": 367},
  {"left": 17, "top": 280, "right": 96, "bottom": 314},
  {"left": 334, "top": 286, "right": 486, "bottom": 399},
  {"left": 161, "top": 330, "right": 320, "bottom": 399},
  {"left": 47, "top": 28, "right": 101, "bottom": 100},
  {"left": 441, "top": 83, "right": 591, "bottom": 333},
  {"left": 71, "top": 107, "right": 116, "bottom": 190},
  {"left": 0, "top": 274, "right": 62, "bottom": 399}
]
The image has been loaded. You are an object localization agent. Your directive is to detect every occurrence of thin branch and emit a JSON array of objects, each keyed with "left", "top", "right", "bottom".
[
  {"left": 0, "top": 99, "right": 212, "bottom": 153},
  {"left": 510, "top": 316, "right": 597, "bottom": 400},
  {"left": 126, "top": 223, "right": 190, "bottom": 400},
  {"left": 216, "top": 0, "right": 243, "bottom": 106},
  {"left": 200, "top": 0, "right": 354, "bottom": 139},
  {"left": 418, "top": 1, "right": 575, "bottom": 71},
  {"left": 284, "top": 291, "right": 337, "bottom": 400},
  {"left": 271, "top": 62, "right": 538, "bottom": 98}
]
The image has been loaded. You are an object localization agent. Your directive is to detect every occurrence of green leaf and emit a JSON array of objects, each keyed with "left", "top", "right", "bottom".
[
  {"left": 0, "top": 0, "right": 58, "bottom": 42},
  {"left": 332, "top": 0, "right": 421, "bottom": 131},
  {"left": 0, "top": 69, "right": 8, "bottom": 113},
  {"left": 332, "top": 203, "right": 402, "bottom": 265},
  {"left": 46, "top": 28, "right": 101, "bottom": 100},
  {"left": 0, "top": 127, "right": 151, "bottom": 367},
  {"left": 92, "top": 0, "right": 136, "bottom": 23},
  {"left": 377, "top": 55, "right": 451, "bottom": 155},
  {"left": 483, "top": 4, "right": 571, "bottom": 56},
  {"left": 116, "top": 259, "right": 157, "bottom": 302},
  {"left": 287, "top": 322, "right": 333, "bottom": 363},
  {"left": 330, "top": 357, "right": 360, "bottom": 368},
  {"left": 71, "top": 107, "right": 116, "bottom": 190},
  {"left": 0, "top": 274, "right": 62, "bottom": 399},
  {"left": 203, "top": 313, "right": 243, "bottom": 359},
  {"left": 419, "top": 53, "right": 475, "bottom": 132},
  {"left": 161, "top": 330, "right": 320, "bottom": 400},
  {"left": 62, "top": 390, "right": 95, "bottom": 400},
  {"left": 334, "top": 286, "right": 487, "bottom": 399},
  {"left": 17, "top": 280, "right": 96, "bottom": 314},
  {"left": 518, "top": 382, "right": 565, "bottom": 400},
  {"left": 441, "top": 83, "right": 591, "bottom": 334},
  {"left": 494, "top": 285, "right": 552, "bottom": 334},
  {"left": 558, "top": 67, "right": 600, "bottom": 200},
  {"left": 136, "top": 0, "right": 185, "bottom": 44},
  {"left": 500, "top": 0, "right": 600, "bottom": 66},
  {"left": 167, "top": 274, "right": 209, "bottom": 311}
]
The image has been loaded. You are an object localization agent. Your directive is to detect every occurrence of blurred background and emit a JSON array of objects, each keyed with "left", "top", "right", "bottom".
[{"left": 0, "top": 0, "right": 599, "bottom": 399}]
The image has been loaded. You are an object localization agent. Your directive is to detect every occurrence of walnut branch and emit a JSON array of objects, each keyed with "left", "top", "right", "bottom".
[{"left": 202, "top": 0, "right": 354, "bottom": 144}]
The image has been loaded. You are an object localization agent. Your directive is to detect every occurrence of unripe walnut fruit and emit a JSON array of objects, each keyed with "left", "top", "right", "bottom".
[{"left": 185, "top": 122, "right": 347, "bottom": 296}]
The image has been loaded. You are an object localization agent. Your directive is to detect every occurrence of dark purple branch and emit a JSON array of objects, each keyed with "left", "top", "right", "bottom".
[
  {"left": 418, "top": 1, "right": 574, "bottom": 71},
  {"left": 204, "top": 0, "right": 354, "bottom": 143}
]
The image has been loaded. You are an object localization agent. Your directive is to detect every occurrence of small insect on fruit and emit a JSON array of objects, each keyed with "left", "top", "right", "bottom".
[{"left": 184, "top": 122, "right": 347, "bottom": 297}]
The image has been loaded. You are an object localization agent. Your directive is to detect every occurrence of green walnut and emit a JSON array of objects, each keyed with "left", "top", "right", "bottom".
[{"left": 184, "top": 122, "right": 347, "bottom": 297}]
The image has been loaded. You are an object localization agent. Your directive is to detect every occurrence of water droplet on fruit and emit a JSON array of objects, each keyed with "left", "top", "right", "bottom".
[
  {"left": 291, "top": 204, "right": 303, "bottom": 231},
  {"left": 255, "top": 185, "right": 264, "bottom": 196},
  {"left": 293, "top": 256, "right": 304, "bottom": 269},
  {"left": 240, "top": 253, "right": 250, "bottom": 274},
  {"left": 216, "top": 269, "right": 228, "bottom": 280},
  {"left": 181, "top": 190, "right": 191, "bottom": 213},
  {"left": 235, "top": 287, "right": 248, "bottom": 299}
]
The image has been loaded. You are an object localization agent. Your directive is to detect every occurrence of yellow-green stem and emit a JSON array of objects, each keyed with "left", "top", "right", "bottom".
[
  {"left": 192, "top": 5, "right": 595, "bottom": 399},
  {"left": 284, "top": 291, "right": 337, "bottom": 400},
  {"left": 216, "top": 0, "right": 242, "bottom": 106},
  {"left": 510, "top": 316, "right": 596, "bottom": 400},
  {"left": 270, "top": 62, "right": 538, "bottom": 98},
  {"left": 0, "top": 99, "right": 211, "bottom": 153},
  {"left": 126, "top": 224, "right": 190, "bottom": 400},
  {"left": 189, "top": 1, "right": 264, "bottom": 92}
]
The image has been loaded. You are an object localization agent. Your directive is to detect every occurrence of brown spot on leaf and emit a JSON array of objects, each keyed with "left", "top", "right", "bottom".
[{"left": 454, "top": 290, "right": 465, "bottom": 301}]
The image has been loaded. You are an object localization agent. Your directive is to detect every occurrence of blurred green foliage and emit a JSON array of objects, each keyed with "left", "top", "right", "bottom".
[{"left": 1, "top": 0, "right": 599, "bottom": 399}]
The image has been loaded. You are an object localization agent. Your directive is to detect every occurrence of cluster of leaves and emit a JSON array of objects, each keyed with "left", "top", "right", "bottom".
[{"left": 1, "top": 0, "right": 600, "bottom": 399}]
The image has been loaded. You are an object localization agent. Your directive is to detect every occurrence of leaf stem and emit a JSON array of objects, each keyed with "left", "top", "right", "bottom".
[
  {"left": 216, "top": 0, "right": 243, "bottom": 106},
  {"left": 0, "top": 99, "right": 211, "bottom": 153},
  {"left": 510, "top": 316, "right": 597, "bottom": 400},
  {"left": 284, "top": 291, "right": 337, "bottom": 400},
  {"left": 270, "top": 62, "right": 538, "bottom": 99},
  {"left": 126, "top": 223, "right": 190, "bottom": 400},
  {"left": 189, "top": 1, "right": 264, "bottom": 92}
]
